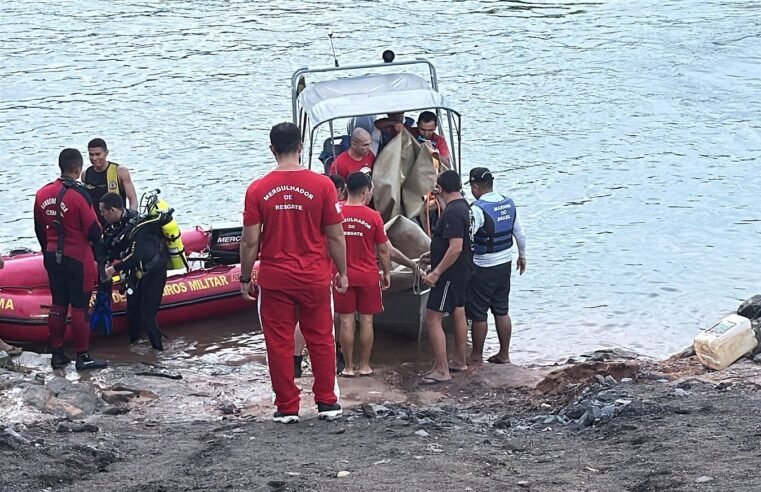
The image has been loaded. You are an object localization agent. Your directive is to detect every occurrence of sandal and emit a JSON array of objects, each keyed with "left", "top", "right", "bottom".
[
  {"left": 421, "top": 375, "right": 451, "bottom": 385},
  {"left": 487, "top": 355, "right": 510, "bottom": 364}
]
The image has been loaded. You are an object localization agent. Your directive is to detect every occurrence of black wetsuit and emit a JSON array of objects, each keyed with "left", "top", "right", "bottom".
[{"left": 106, "top": 211, "right": 169, "bottom": 350}]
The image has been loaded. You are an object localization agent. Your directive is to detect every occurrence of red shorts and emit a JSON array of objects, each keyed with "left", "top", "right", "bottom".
[{"left": 334, "top": 284, "right": 383, "bottom": 315}]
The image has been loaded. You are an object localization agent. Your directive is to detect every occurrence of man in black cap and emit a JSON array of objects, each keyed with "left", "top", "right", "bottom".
[
  {"left": 420, "top": 170, "right": 473, "bottom": 384},
  {"left": 465, "top": 167, "right": 526, "bottom": 365}
]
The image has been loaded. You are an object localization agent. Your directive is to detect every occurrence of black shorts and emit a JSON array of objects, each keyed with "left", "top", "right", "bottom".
[
  {"left": 43, "top": 253, "right": 93, "bottom": 309},
  {"left": 426, "top": 276, "right": 469, "bottom": 315},
  {"left": 465, "top": 262, "right": 511, "bottom": 321}
]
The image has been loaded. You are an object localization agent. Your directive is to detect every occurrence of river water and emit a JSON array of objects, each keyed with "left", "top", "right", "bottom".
[{"left": 1, "top": 0, "right": 760, "bottom": 365}]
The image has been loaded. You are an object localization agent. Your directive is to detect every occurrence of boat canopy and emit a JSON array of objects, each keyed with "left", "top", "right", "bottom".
[
  {"left": 297, "top": 73, "right": 459, "bottom": 128},
  {"left": 291, "top": 58, "right": 462, "bottom": 172}
]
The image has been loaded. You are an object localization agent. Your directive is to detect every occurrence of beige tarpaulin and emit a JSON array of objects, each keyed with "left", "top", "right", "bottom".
[
  {"left": 371, "top": 130, "right": 439, "bottom": 294},
  {"left": 384, "top": 215, "right": 431, "bottom": 294},
  {"left": 372, "top": 130, "right": 438, "bottom": 224},
  {"left": 384, "top": 215, "right": 431, "bottom": 260}
]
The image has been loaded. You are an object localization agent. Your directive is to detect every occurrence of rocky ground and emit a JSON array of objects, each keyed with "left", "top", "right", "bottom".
[{"left": 2, "top": 348, "right": 761, "bottom": 491}]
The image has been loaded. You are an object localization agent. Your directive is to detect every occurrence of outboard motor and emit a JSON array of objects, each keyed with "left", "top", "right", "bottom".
[{"left": 207, "top": 226, "right": 243, "bottom": 266}]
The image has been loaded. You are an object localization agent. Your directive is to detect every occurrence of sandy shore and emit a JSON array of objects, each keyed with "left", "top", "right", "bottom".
[{"left": 2, "top": 348, "right": 761, "bottom": 491}]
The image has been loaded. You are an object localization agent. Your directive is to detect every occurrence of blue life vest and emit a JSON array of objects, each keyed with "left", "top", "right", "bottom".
[{"left": 472, "top": 196, "right": 516, "bottom": 255}]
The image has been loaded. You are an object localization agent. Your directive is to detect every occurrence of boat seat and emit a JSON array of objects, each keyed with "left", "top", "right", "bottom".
[{"left": 318, "top": 135, "right": 351, "bottom": 175}]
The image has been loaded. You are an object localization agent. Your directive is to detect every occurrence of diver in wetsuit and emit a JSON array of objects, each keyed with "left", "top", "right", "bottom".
[
  {"left": 99, "top": 193, "right": 169, "bottom": 351},
  {"left": 33, "top": 149, "right": 108, "bottom": 370}
]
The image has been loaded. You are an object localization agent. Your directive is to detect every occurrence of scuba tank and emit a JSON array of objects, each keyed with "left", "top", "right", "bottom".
[{"left": 140, "top": 189, "right": 189, "bottom": 271}]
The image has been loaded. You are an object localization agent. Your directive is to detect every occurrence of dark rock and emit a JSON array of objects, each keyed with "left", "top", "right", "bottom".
[
  {"left": 110, "top": 383, "right": 142, "bottom": 394},
  {"left": 56, "top": 422, "right": 99, "bottom": 433},
  {"left": 219, "top": 403, "right": 239, "bottom": 415},
  {"left": 57, "top": 383, "right": 101, "bottom": 416},
  {"left": 579, "top": 410, "right": 595, "bottom": 427},
  {"left": 599, "top": 404, "right": 616, "bottom": 419},
  {"left": 21, "top": 384, "right": 53, "bottom": 410},
  {"left": 579, "top": 406, "right": 602, "bottom": 427},
  {"left": 715, "top": 382, "right": 733, "bottom": 391},
  {"left": 738, "top": 295, "right": 761, "bottom": 321},
  {"left": 502, "top": 440, "right": 527, "bottom": 452},
  {"left": 135, "top": 369, "right": 182, "bottom": 380},
  {"left": 419, "top": 407, "right": 446, "bottom": 419},
  {"left": 605, "top": 375, "right": 618, "bottom": 385},
  {"left": 493, "top": 415, "right": 512, "bottom": 429},
  {"left": 673, "top": 345, "right": 696, "bottom": 359},
  {"left": 102, "top": 405, "right": 130, "bottom": 416},
  {"left": 753, "top": 354, "right": 761, "bottom": 365},
  {"left": 563, "top": 404, "right": 586, "bottom": 420},
  {"left": 586, "top": 348, "right": 640, "bottom": 361},
  {"left": 46, "top": 376, "right": 73, "bottom": 396},
  {"left": 109, "top": 383, "right": 159, "bottom": 400},
  {"left": 267, "top": 480, "right": 287, "bottom": 491},
  {"left": 101, "top": 390, "right": 135, "bottom": 405},
  {"left": 361, "top": 404, "right": 377, "bottom": 419},
  {"left": 676, "top": 379, "right": 696, "bottom": 390}
]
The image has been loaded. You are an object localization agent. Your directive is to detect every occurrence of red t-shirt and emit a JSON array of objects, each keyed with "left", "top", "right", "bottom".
[
  {"left": 341, "top": 204, "right": 388, "bottom": 286},
  {"left": 33, "top": 179, "right": 101, "bottom": 263},
  {"left": 243, "top": 169, "right": 342, "bottom": 290},
  {"left": 328, "top": 150, "right": 375, "bottom": 180},
  {"left": 409, "top": 128, "right": 450, "bottom": 160}
]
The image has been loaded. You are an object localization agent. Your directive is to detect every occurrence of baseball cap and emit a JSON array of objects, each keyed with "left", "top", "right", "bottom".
[{"left": 466, "top": 167, "right": 494, "bottom": 184}]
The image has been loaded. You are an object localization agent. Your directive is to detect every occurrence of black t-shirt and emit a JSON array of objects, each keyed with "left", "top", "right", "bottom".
[{"left": 430, "top": 198, "right": 473, "bottom": 281}]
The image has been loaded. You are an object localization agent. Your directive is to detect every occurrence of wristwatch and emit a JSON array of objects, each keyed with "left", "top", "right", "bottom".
[{"left": 239, "top": 276, "right": 251, "bottom": 284}]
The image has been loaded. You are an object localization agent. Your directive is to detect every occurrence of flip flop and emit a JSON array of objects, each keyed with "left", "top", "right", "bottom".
[
  {"left": 487, "top": 355, "right": 509, "bottom": 364},
  {"left": 448, "top": 366, "right": 468, "bottom": 373},
  {"left": 358, "top": 370, "right": 375, "bottom": 377},
  {"left": 421, "top": 376, "right": 451, "bottom": 385},
  {"left": 338, "top": 372, "right": 356, "bottom": 378}
]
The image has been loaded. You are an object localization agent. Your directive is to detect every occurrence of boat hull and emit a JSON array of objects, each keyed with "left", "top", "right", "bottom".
[
  {"left": 0, "top": 264, "right": 250, "bottom": 344},
  {"left": 0, "top": 228, "right": 255, "bottom": 344}
]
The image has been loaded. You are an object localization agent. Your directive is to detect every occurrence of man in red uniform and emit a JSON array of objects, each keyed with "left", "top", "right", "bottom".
[
  {"left": 409, "top": 111, "right": 451, "bottom": 168},
  {"left": 33, "top": 149, "right": 108, "bottom": 371},
  {"left": 335, "top": 172, "right": 391, "bottom": 377},
  {"left": 241, "top": 122, "right": 348, "bottom": 424},
  {"left": 328, "top": 128, "right": 375, "bottom": 180}
]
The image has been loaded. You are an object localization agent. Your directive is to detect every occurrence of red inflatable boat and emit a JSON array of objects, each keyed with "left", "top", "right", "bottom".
[{"left": 0, "top": 227, "right": 255, "bottom": 344}]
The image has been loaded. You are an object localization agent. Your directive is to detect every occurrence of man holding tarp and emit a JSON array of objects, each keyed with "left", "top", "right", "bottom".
[{"left": 420, "top": 170, "right": 473, "bottom": 384}]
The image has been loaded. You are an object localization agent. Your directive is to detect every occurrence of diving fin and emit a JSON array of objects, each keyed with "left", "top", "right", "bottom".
[{"left": 90, "top": 285, "right": 113, "bottom": 335}]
